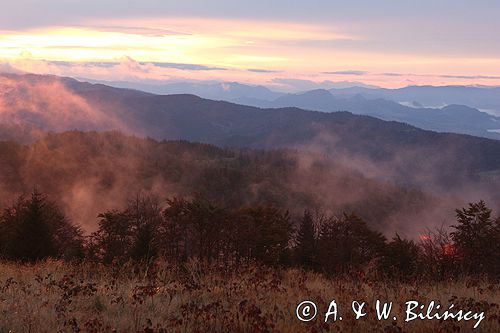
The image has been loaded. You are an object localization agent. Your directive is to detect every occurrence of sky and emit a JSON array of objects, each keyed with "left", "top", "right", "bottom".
[{"left": 1, "top": 0, "right": 500, "bottom": 90}]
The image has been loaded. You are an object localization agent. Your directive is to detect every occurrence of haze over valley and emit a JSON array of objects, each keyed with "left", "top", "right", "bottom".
[{"left": 1, "top": 73, "right": 500, "bottom": 237}]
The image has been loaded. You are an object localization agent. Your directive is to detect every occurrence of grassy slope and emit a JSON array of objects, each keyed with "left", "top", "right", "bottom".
[{"left": 0, "top": 261, "right": 498, "bottom": 332}]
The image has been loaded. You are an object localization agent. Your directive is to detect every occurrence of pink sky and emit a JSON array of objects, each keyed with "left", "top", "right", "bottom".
[{"left": 1, "top": 2, "right": 500, "bottom": 90}]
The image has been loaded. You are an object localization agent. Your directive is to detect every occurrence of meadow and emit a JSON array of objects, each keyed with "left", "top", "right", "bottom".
[{"left": 0, "top": 260, "right": 498, "bottom": 333}]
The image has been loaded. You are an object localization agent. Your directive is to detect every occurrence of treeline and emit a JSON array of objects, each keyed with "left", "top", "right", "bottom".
[
  {"left": 0, "top": 131, "right": 431, "bottom": 229},
  {"left": 0, "top": 190, "right": 499, "bottom": 280}
]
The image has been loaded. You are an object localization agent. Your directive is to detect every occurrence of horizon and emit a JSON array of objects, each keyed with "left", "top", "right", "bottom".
[
  {"left": 2, "top": 1, "right": 500, "bottom": 91},
  {"left": 3, "top": 70, "right": 500, "bottom": 95}
]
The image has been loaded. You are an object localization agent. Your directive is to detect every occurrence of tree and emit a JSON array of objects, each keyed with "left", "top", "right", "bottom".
[
  {"left": 89, "top": 195, "right": 164, "bottom": 263},
  {"left": 317, "top": 213, "right": 386, "bottom": 275},
  {"left": 295, "top": 210, "right": 317, "bottom": 269},
  {"left": 160, "top": 197, "right": 191, "bottom": 262},
  {"left": 161, "top": 197, "right": 229, "bottom": 263},
  {"left": 418, "top": 227, "right": 457, "bottom": 280},
  {"left": 380, "top": 234, "right": 420, "bottom": 280},
  {"left": 89, "top": 210, "right": 132, "bottom": 264},
  {"left": 231, "top": 206, "right": 292, "bottom": 266},
  {"left": 451, "top": 201, "right": 500, "bottom": 276},
  {"left": 127, "top": 195, "right": 163, "bottom": 261},
  {"left": 0, "top": 189, "right": 83, "bottom": 262}
]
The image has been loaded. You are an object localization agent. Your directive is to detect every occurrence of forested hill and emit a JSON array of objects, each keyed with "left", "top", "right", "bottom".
[
  {"left": 0, "top": 131, "right": 435, "bottom": 234},
  {"left": 1, "top": 73, "right": 500, "bottom": 191}
]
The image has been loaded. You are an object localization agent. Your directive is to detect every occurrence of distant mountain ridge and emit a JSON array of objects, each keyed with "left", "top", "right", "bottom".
[
  {"left": 250, "top": 89, "right": 500, "bottom": 140},
  {"left": 1, "top": 72, "right": 500, "bottom": 193},
  {"left": 80, "top": 79, "right": 285, "bottom": 102},
  {"left": 329, "top": 85, "right": 500, "bottom": 116},
  {"left": 81, "top": 77, "right": 500, "bottom": 140}
]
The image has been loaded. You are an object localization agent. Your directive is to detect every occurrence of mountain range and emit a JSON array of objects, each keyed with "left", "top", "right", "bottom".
[
  {"left": 1, "top": 72, "right": 500, "bottom": 194},
  {"left": 240, "top": 89, "right": 500, "bottom": 140},
  {"left": 85, "top": 78, "right": 500, "bottom": 140},
  {"left": 329, "top": 85, "right": 500, "bottom": 116},
  {"left": 86, "top": 79, "right": 500, "bottom": 116}
]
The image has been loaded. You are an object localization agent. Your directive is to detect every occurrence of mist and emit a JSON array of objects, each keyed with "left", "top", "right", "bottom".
[{"left": 0, "top": 73, "right": 499, "bottom": 238}]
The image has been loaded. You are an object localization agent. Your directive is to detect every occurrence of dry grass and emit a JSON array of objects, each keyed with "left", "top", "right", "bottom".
[{"left": 0, "top": 260, "right": 498, "bottom": 332}]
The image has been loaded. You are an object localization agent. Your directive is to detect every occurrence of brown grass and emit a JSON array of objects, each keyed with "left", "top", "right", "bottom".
[{"left": 0, "top": 260, "right": 498, "bottom": 332}]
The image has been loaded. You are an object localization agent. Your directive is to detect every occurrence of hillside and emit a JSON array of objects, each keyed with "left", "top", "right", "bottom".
[
  {"left": 82, "top": 78, "right": 500, "bottom": 139},
  {"left": 0, "top": 131, "right": 438, "bottom": 234},
  {"left": 2, "top": 73, "right": 500, "bottom": 193}
]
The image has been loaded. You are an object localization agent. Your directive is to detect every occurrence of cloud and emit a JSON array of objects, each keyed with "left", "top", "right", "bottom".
[
  {"left": 88, "top": 25, "right": 189, "bottom": 37},
  {"left": 247, "top": 69, "right": 281, "bottom": 73},
  {"left": 375, "top": 72, "right": 500, "bottom": 82},
  {"left": 47, "top": 60, "right": 226, "bottom": 71},
  {"left": 271, "top": 78, "right": 341, "bottom": 91},
  {"left": 323, "top": 70, "right": 368, "bottom": 76},
  {"left": 438, "top": 74, "right": 500, "bottom": 80},
  {"left": 2, "top": 13, "right": 500, "bottom": 91},
  {"left": 270, "top": 78, "right": 379, "bottom": 90},
  {"left": 0, "top": 61, "right": 22, "bottom": 73},
  {"left": 4, "top": 57, "right": 500, "bottom": 92},
  {"left": 380, "top": 72, "right": 405, "bottom": 77},
  {"left": 145, "top": 62, "right": 227, "bottom": 71},
  {"left": 377, "top": 72, "right": 500, "bottom": 80},
  {"left": 1, "top": 57, "right": 286, "bottom": 89},
  {"left": 0, "top": 73, "right": 127, "bottom": 132},
  {"left": 49, "top": 61, "right": 116, "bottom": 68}
]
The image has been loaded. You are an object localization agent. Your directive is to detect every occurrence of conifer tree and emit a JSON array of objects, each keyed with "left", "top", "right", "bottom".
[
  {"left": 451, "top": 201, "right": 500, "bottom": 275},
  {"left": 295, "top": 210, "right": 317, "bottom": 269},
  {"left": 0, "top": 189, "right": 83, "bottom": 262}
]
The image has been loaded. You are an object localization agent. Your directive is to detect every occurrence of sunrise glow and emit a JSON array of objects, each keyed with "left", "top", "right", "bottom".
[{"left": 2, "top": 2, "right": 500, "bottom": 89}]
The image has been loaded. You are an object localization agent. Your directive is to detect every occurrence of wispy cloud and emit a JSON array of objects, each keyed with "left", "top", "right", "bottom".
[
  {"left": 377, "top": 72, "right": 500, "bottom": 80},
  {"left": 438, "top": 74, "right": 500, "bottom": 80},
  {"left": 247, "top": 68, "right": 281, "bottom": 73},
  {"left": 380, "top": 72, "right": 405, "bottom": 77},
  {"left": 86, "top": 25, "right": 189, "bottom": 37},
  {"left": 1, "top": 57, "right": 290, "bottom": 89},
  {"left": 4, "top": 57, "right": 500, "bottom": 91},
  {"left": 47, "top": 60, "right": 226, "bottom": 71},
  {"left": 49, "top": 60, "right": 116, "bottom": 68},
  {"left": 143, "top": 62, "right": 226, "bottom": 71},
  {"left": 323, "top": 70, "right": 368, "bottom": 76},
  {"left": 0, "top": 61, "right": 22, "bottom": 73},
  {"left": 2, "top": 12, "right": 500, "bottom": 89},
  {"left": 270, "top": 78, "right": 341, "bottom": 91}
]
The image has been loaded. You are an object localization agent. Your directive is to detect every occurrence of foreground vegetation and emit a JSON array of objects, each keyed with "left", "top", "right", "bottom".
[
  {"left": 0, "top": 260, "right": 498, "bottom": 333},
  {"left": 0, "top": 191, "right": 498, "bottom": 331},
  {"left": 1, "top": 190, "right": 499, "bottom": 279},
  {"left": 0, "top": 132, "right": 499, "bottom": 331}
]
